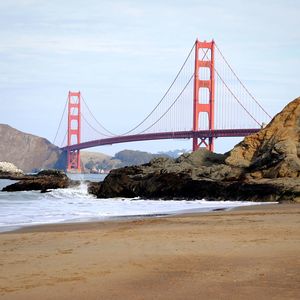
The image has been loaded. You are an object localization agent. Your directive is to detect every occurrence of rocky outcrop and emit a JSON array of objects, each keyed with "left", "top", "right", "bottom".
[
  {"left": 0, "top": 124, "right": 66, "bottom": 173},
  {"left": 89, "top": 97, "right": 300, "bottom": 202},
  {"left": 2, "top": 170, "right": 72, "bottom": 193},
  {"left": 226, "top": 97, "right": 300, "bottom": 178},
  {"left": 0, "top": 161, "right": 24, "bottom": 179},
  {"left": 88, "top": 152, "right": 300, "bottom": 202}
]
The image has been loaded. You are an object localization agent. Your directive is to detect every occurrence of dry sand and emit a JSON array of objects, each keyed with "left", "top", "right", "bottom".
[{"left": 0, "top": 204, "right": 299, "bottom": 300}]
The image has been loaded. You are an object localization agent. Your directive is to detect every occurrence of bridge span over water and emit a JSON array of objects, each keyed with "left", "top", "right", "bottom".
[{"left": 54, "top": 39, "right": 271, "bottom": 171}]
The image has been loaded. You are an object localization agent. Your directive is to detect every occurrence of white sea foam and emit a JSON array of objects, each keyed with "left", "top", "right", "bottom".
[{"left": 0, "top": 179, "right": 276, "bottom": 232}]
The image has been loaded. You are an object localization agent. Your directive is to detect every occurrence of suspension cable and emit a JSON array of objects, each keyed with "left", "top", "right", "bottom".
[
  {"left": 53, "top": 97, "right": 68, "bottom": 145},
  {"left": 214, "top": 68, "right": 261, "bottom": 126},
  {"left": 200, "top": 48, "right": 262, "bottom": 127},
  {"left": 118, "top": 42, "right": 196, "bottom": 136},
  {"left": 215, "top": 43, "right": 272, "bottom": 119},
  {"left": 60, "top": 131, "right": 67, "bottom": 148},
  {"left": 81, "top": 113, "right": 114, "bottom": 138},
  {"left": 135, "top": 49, "right": 211, "bottom": 134},
  {"left": 81, "top": 95, "right": 116, "bottom": 136},
  {"left": 137, "top": 74, "right": 194, "bottom": 134}
]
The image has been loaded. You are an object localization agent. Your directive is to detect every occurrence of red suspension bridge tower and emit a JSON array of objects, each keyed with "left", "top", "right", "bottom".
[
  {"left": 193, "top": 39, "right": 215, "bottom": 152},
  {"left": 67, "top": 91, "right": 81, "bottom": 172}
]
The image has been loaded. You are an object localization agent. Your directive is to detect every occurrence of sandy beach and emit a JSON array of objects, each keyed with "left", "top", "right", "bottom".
[{"left": 0, "top": 203, "right": 299, "bottom": 300}]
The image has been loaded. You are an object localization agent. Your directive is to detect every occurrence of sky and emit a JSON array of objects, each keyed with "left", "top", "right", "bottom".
[{"left": 0, "top": 0, "right": 299, "bottom": 155}]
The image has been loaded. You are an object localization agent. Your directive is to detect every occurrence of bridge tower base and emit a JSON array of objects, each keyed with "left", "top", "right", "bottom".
[
  {"left": 67, "top": 91, "right": 81, "bottom": 172},
  {"left": 193, "top": 39, "right": 215, "bottom": 152}
]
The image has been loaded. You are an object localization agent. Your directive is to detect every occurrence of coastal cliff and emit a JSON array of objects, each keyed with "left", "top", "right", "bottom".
[
  {"left": 89, "top": 97, "right": 300, "bottom": 202},
  {"left": 0, "top": 124, "right": 66, "bottom": 172}
]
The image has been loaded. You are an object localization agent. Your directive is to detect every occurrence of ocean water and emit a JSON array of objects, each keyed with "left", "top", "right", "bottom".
[{"left": 0, "top": 174, "right": 272, "bottom": 232}]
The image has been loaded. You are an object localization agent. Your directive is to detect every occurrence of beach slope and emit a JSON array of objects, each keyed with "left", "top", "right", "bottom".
[{"left": 0, "top": 204, "right": 299, "bottom": 300}]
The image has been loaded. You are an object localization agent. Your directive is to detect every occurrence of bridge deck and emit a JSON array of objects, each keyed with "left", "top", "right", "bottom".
[{"left": 62, "top": 129, "right": 259, "bottom": 151}]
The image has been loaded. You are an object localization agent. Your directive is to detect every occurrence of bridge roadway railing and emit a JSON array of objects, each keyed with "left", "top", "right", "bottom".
[{"left": 62, "top": 129, "right": 259, "bottom": 151}]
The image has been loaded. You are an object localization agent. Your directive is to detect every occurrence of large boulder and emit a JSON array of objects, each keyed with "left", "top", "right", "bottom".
[
  {"left": 226, "top": 97, "right": 300, "bottom": 178},
  {"left": 88, "top": 164, "right": 300, "bottom": 202},
  {"left": 2, "top": 169, "right": 71, "bottom": 193},
  {"left": 88, "top": 149, "right": 245, "bottom": 199}
]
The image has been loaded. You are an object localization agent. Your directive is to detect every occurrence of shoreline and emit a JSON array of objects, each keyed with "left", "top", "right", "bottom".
[
  {"left": 2, "top": 202, "right": 279, "bottom": 235},
  {"left": 1, "top": 203, "right": 299, "bottom": 300}
]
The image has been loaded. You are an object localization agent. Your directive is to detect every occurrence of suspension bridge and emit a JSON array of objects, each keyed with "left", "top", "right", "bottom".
[{"left": 53, "top": 39, "right": 272, "bottom": 172}]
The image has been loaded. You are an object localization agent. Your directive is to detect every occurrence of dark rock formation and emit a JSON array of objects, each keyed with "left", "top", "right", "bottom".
[
  {"left": 0, "top": 124, "right": 66, "bottom": 173},
  {"left": 89, "top": 97, "right": 300, "bottom": 202},
  {"left": 2, "top": 170, "right": 71, "bottom": 193}
]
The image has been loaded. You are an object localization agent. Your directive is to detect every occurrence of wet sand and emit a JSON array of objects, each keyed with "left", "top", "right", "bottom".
[{"left": 0, "top": 204, "right": 299, "bottom": 299}]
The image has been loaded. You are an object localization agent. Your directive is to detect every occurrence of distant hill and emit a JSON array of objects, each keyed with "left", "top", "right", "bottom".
[
  {"left": 157, "top": 149, "right": 189, "bottom": 158},
  {"left": 81, "top": 151, "right": 120, "bottom": 173},
  {"left": 114, "top": 150, "right": 163, "bottom": 167},
  {"left": 0, "top": 124, "right": 65, "bottom": 173},
  {"left": 82, "top": 149, "right": 174, "bottom": 173},
  {"left": 80, "top": 151, "right": 111, "bottom": 165},
  {"left": 81, "top": 150, "right": 158, "bottom": 172},
  {"left": 0, "top": 123, "right": 189, "bottom": 173}
]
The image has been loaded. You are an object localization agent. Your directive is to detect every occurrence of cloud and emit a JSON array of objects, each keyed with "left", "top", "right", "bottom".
[
  {"left": 0, "top": 31, "right": 187, "bottom": 60},
  {"left": 0, "top": 0, "right": 39, "bottom": 8},
  {"left": 110, "top": 1, "right": 145, "bottom": 18},
  {"left": 0, "top": 0, "right": 299, "bottom": 153}
]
